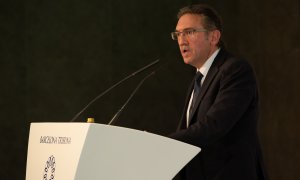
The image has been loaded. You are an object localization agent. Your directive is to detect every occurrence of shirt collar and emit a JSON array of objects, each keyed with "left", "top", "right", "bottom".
[{"left": 197, "top": 48, "right": 220, "bottom": 77}]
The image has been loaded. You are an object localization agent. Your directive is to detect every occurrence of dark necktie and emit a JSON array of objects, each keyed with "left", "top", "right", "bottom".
[{"left": 189, "top": 72, "right": 203, "bottom": 120}]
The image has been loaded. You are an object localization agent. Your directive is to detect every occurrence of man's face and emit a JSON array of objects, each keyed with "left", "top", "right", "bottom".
[{"left": 176, "top": 14, "right": 217, "bottom": 68}]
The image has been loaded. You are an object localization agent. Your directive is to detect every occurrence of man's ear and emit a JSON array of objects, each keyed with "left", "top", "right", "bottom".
[{"left": 210, "top": 30, "right": 221, "bottom": 46}]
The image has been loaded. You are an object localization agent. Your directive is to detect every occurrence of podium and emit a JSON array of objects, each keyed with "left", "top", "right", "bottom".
[{"left": 26, "top": 123, "right": 200, "bottom": 180}]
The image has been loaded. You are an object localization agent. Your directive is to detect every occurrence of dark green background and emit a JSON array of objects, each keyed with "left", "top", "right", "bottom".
[{"left": 1, "top": 0, "right": 299, "bottom": 179}]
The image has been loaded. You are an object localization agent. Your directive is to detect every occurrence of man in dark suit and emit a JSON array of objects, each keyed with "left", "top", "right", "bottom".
[{"left": 169, "top": 4, "right": 268, "bottom": 180}]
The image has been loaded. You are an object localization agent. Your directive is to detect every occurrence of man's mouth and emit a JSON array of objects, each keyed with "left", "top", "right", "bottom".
[{"left": 181, "top": 47, "right": 190, "bottom": 56}]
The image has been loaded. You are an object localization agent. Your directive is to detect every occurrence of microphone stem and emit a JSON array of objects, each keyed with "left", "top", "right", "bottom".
[
  {"left": 108, "top": 71, "right": 155, "bottom": 125},
  {"left": 70, "top": 59, "right": 159, "bottom": 122}
]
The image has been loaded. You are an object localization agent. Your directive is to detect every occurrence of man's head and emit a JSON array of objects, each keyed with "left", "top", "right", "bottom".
[{"left": 172, "top": 4, "right": 223, "bottom": 68}]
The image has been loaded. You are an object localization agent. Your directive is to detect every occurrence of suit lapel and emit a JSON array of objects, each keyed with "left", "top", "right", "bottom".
[
  {"left": 177, "top": 77, "right": 195, "bottom": 130},
  {"left": 188, "top": 67, "right": 219, "bottom": 119},
  {"left": 188, "top": 49, "right": 228, "bottom": 123}
]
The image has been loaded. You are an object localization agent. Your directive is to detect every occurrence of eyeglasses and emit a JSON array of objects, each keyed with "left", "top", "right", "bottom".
[{"left": 171, "top": 28, "right": 208, "bottom": 40}]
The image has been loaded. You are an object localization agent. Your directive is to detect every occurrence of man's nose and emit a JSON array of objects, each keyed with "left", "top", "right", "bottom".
[{"left": 178, "top": 35, "right": 188, "bottom": 46}]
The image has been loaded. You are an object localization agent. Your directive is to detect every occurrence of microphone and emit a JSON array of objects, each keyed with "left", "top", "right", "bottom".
[
  {"left": 70, "top": 59, "right": 159, "bottom": 122},
  {"left": 108, "top": 71, "right": 155, "bottom": 125}
]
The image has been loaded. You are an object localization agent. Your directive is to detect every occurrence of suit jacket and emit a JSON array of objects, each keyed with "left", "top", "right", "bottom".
[{"left": 170, "top": 49, "right": 268, "bottom": 180}]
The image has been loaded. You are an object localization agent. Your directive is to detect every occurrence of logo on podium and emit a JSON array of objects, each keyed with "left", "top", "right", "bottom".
[{"left": 43, "top": 155, "right": 56, "bottom": 180}]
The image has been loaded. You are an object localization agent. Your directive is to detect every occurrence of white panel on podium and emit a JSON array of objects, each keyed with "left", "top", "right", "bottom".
[{"left": 26, "top": 123, "right": 200, "bottom": 180}]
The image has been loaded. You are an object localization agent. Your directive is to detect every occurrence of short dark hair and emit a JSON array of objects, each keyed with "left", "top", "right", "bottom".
[{"left": 177, "top": 4, "right": 224, "bottom": 47}]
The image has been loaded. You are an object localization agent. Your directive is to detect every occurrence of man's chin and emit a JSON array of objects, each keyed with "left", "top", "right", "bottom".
[{"left": 183, "top": 58, "right": 192, "bottom": 65}]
